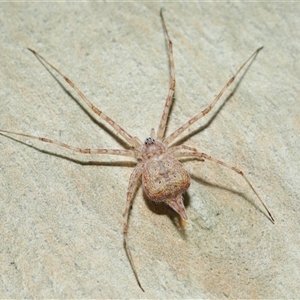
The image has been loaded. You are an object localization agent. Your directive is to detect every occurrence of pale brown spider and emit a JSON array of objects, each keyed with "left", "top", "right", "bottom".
[{"left": 0, "top": 9, "right": 274, "bottom": 291}]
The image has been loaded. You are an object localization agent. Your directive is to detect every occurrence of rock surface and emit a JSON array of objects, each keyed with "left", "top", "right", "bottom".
[{"left": 0, "top": 3, "right": 299, "bottom": 298}]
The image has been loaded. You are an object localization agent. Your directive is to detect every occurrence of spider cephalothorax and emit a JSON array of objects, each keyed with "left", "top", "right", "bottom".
[{"left": 141, "top": 136, "right": 166, "bottom": 160}]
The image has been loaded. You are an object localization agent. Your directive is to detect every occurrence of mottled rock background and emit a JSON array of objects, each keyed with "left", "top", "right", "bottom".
[{"left": 0, "top": 3, "right": 299, "bottom": 298}]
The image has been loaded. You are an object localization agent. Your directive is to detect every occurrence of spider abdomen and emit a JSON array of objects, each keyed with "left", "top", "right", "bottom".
[{"left": 142, "top": 154, "right": 190, "bottom": 202}]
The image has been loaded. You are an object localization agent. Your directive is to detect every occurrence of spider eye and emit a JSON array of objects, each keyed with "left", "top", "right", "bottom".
[{"left": 144, "top": 137, "right": 155, "bottom": 145}]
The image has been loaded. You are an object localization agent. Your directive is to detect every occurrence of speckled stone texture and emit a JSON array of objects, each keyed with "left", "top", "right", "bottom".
[{"left": 0, "top": 3, "right": 299, "bottom": 298}]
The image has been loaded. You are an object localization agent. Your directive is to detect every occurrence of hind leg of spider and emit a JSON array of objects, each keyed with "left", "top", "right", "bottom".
[
  {"left": 123, "top": 163, "right": 145, "bottom": 292},
  {"left": 174, "top": 150, "right": 274, "bottom": 223}
]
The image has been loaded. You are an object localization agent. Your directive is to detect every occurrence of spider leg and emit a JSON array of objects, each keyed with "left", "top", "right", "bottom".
[
  {"left": 28, "top": 48, "right": 141, "bottom": 148},
  {"left": 157, "top": 8, "right": 176, "bottom": 140},
  {"left": 164, "top": 47, "right": 263, "bottom": 146},
  {"left": 168, "top": 144, "right": 198, "bottom": 154},
  {"left": 175, "top": 150, "right": 274, "bottom": 224},
  {"left": 0, "top": 129, "right": 138, "bottom": 158},
  {"left": 123, "top": 163, "right": 144, "bottom": 292}
]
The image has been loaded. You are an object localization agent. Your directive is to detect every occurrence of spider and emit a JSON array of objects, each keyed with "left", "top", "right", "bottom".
[{"left": 0, "top": 9, "right": 274, "bottom": 291}]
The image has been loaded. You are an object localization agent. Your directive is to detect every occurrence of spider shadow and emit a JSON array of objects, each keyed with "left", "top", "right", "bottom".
[
  {"left": 189, "top": 167, "right": 271, "bottom": 223},
  {"left": 143, "top": 152, "right": 272, "bottom": 231},
  {"left": 142, "top": 169, "right": 263, "bottom": 237},
  {"left": 29, "top": 49, "right": 130, "bottom": 151},
  {"left": 142, "top": 190, "right": 190, "bottom": 239}
]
